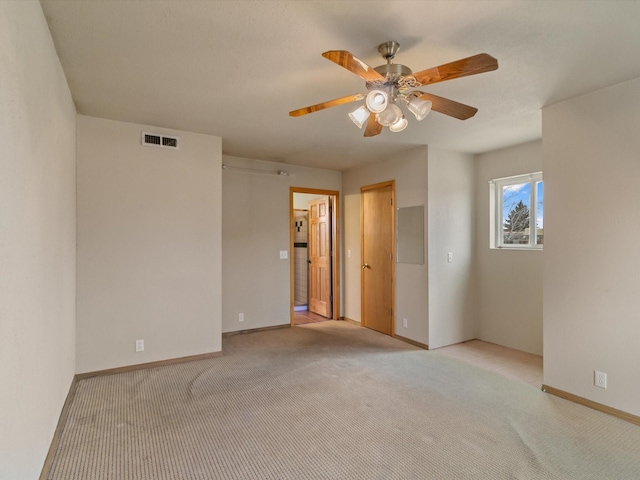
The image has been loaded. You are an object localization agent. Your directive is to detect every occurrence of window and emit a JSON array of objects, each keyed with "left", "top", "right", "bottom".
[{"left": 490, "top": 172, "right": 543, "bottom": 249}]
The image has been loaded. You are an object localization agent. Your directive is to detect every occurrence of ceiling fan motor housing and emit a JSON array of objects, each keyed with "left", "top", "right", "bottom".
[{"left": 373, "top": 63, "right": 413, "bottom": 83}]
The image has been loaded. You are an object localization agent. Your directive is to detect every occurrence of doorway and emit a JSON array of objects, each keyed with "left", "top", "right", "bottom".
[
  {"left": 361, "top": 181, "right": 395, "bottom": 335},
  {"left": 290, "top": 188, "right": 340, "bottom": 326}
]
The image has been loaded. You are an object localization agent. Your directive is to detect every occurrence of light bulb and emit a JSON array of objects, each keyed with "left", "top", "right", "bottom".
[
  {"left": 365, "top": 90, "right": 388, "bottom": 113},
  {"left": 348, "top": 105, "right": 370, "bottom": 129}
]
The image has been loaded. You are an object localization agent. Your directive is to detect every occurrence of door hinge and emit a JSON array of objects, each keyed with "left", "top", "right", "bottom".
[{"left": 390, "top": 198, "right": 393, "bottom": 206}]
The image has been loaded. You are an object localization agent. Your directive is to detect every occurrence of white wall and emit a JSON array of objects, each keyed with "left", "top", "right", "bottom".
[
  {"left": 0, "top": 2, "right": 77, "bottom": 478},
  {"left": 475, "top": 141, "right": 543, "bottom": 355},
  {"left": 543, "top": 77, "right": 640, "bottom": 416},
  {"left": 427, "top": 147, "right": 476, "bottom": 349},
  {"left": 76, "top": 116, "right": 222, "bottom": 373},
  {"left": 343, "top": 147, "right": 429, "bottom": 344},
  {"left": 221, "top": 155, "right": 342, "bottom": 333}
]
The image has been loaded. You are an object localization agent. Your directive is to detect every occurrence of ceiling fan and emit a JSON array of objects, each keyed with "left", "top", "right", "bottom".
[{"left": 289, "top": 41, "right": 498, "bottom": 137}]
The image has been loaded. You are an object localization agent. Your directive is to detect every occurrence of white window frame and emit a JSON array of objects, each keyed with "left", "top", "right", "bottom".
[{"left": 489, "top": 172, "right": 543, "bottom": 250}]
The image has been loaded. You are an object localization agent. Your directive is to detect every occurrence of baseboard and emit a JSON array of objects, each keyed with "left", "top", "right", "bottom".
[
  {"left": 338, "top": 318, "right": 428, "bottom": 349},
  {"left": 542, "top": 384, "right": 640, "bottom": 427},
  {"left": 393, "top": 334, "right": 429, "bottom": 350},
  {"left": 76, "top": 351, "right": 223, "bottom": 380},
  {"left": 222, "top": 323, "right": 291, "bottom": 337},
  {"left": 339, "top": 316, "right": 361, "bottom": 326},
  {"left": 39, "top": 376, "right": 80, "bottom": 480}
]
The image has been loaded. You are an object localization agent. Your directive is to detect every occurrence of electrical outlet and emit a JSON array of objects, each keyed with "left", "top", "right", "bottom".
[
  {"left": 402, "top": 318, "right": 408, "bottom": 328},
  {"left": 239, "top": 313, "right": 244, "bottom": 322},
  {"left": 594, "top": 370, "right": 607, "bottom": 389},
  {"left": 279, "top": 250, "right": 288, "bottom": 259},
  {"left": 447, "top": 252, "right": 453, "bottom": 263},
  {"left": 135, "top": 339, "right": 144, "bottom": 352}
]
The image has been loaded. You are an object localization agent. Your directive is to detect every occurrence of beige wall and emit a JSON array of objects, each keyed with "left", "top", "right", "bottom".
[
  {"left": 221, "top": 155, "right": 342, "bottom": 333},
  {"left": 427, "top": 147, "right": 476, "bottom": 349},
  {"left": 343, "top": 146, "right": 475, "bottom": 348},
  {"left": 76, "top": 116, "right": 222, "bottom": 373},
  {"left": 475, "top": 141, "right": 543, "bottom": 355},
  {"left": 543, "top": 77, "right": 640, "bottom": 416},
  {"left": 343, "top": 147, "right": 430, "bottom": 344},
  {"left": 0, "top": 2, "right": 77, "bottom": 478}
]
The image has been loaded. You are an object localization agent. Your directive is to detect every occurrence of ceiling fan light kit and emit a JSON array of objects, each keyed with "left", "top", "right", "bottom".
[
  {"left": 376, "top": 103, "right": 403, "bottom": 127},
  {"left": 389, "top": 115, "right": 408, "bottom": 133},
  {"left": 406, "top": 95, "right": 433, "bottom": 121},
  {"left": 348, "top": 105, "right": 371, "bottom": 129},
  {"left": 365, "top": 89, "right": 388, "bottom": 113},
  {"left": 290, "top": 41, "right": 498, "bottom": 137}
]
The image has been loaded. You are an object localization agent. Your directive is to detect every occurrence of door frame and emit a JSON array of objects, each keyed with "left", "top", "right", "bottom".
[
  {"left": 289, "top": 187, "right": 340, "bottom": 325},
  {"left": 360, "top": 180, "right": 396, "bottom": 336}
]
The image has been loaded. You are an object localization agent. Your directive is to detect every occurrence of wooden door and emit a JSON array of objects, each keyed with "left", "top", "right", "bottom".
[
  {"left": 308, "top": 196, "right": 332, "bottom": 318},
  {"left": 361, "top": 182, "right": 395, "bottom": 335}
]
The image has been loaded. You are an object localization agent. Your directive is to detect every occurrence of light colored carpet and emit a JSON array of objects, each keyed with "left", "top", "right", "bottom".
[{"left": 46, "top": 321, "right": 640, "bottom": 479}]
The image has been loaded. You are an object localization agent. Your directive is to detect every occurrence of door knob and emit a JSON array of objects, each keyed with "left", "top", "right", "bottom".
[{"left": 362, "top": 263, "right": 370, "bottom": 269}]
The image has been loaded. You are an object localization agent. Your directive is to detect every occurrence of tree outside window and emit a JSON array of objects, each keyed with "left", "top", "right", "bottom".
[{"left": 490, "top": 172, "right": 543, "bottom": 249}]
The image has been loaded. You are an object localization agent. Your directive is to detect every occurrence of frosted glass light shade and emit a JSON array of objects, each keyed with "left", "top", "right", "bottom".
[
  {"left": 389, "top": 115, "right": 408, "bottom": 132},
  {"left": 365, "top": 90, "right": 388, "bottom": 113},
  {"left": 376, "top": 104, "right": 402, "bottom": 126},
  {"left": 348, "top": 105, "right": 370, "bottom": 128},
  {"left": 407, "top": 97, "right": 432, "bottom": 121}
]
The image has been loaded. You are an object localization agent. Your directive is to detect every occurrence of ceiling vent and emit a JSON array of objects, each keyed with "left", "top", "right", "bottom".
[{"left": 142, "top": 132, "right": 179, "bottom": 150}]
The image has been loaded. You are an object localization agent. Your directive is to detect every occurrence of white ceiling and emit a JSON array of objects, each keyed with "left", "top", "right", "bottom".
[{"left": 40, "top": 1, "right": 640, "bottom": 171}]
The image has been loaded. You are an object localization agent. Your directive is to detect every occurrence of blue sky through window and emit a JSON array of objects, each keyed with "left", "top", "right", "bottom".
[{"left": 537, "top": 181, "right": 544, "bottom": 228}]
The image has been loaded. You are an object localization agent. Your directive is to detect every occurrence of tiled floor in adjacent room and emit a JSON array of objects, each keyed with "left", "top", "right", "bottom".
[{"left": 293, "top": 309, "right": 331, "bottom": 326}]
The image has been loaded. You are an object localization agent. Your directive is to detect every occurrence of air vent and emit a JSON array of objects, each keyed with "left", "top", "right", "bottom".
[
  {"left": 142, "top": 132, "right": 179, "bottom": 150},
  {"left": 162, "top": 136, "right": 178, "bottom": 148}
]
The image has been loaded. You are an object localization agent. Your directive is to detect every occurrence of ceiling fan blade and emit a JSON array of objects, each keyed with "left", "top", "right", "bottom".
[
  {"left": 322, "top": 50, "right": 385, "bottom": 82},
  {"left": 289, "top": 93, "right": 365, "bottom": 117},
  {"left": 416, "top": 92, "right": 478, "bottom": 120},
  {"left": 364, "top": 115, "right": 382, "bottom": 137},
  {"left": 412, "top": 53, "right": 498, "bottom": 86}
]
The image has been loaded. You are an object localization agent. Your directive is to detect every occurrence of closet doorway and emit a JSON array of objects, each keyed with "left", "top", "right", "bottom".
[{"left": 290, "top": 188, "right": 340, "bottom": 326}]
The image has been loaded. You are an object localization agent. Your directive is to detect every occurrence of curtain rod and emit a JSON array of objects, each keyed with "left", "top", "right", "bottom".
[{"left": 221, "top": 164, "right": 294, "bottom": 177}]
